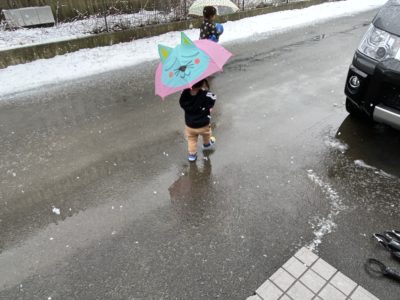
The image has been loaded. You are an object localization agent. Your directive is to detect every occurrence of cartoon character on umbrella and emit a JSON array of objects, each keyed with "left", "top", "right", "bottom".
[{"left": 155, "top": 32, "right": 232, "bottom": 161}]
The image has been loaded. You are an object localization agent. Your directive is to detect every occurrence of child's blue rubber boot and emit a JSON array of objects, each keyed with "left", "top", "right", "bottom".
[
  {"left": 202, "top": 136, "right": 216, "bottom": 151},
  {"left": 188, "top": 153, "right": 197, "bottom": 162}
]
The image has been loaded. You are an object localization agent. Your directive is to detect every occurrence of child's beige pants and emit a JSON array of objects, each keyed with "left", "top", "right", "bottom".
[{"left": 185, "top": 124, "right": 212, "bottom": 154}]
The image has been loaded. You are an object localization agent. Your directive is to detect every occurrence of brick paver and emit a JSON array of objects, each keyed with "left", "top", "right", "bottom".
[{"left": 247, "top": 247, "right": 379, "bottom": 300}]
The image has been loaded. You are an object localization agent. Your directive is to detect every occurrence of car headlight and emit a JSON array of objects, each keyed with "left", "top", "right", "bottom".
[{"left": 358, "top": 25, "right": 400, "bottom": 61}]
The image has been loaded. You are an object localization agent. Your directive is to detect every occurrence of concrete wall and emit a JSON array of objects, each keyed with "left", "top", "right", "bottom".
[{"left": 0, "top": 0, "right": 328, "bottom": 69}]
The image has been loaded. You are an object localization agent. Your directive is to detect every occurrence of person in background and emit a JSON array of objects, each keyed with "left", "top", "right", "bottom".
[{"left": 200, "top": 6, "right": 224, "bottom": 42}]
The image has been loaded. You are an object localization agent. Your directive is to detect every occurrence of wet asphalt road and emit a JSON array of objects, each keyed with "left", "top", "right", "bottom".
[{"left": 1, "top": 9, "right": 400, "bottom": 300}]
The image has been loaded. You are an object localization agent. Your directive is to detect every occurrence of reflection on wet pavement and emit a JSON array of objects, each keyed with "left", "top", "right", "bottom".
[
  {"left": 170, "top": 158, "right": 215, "bottom": 223},
  {"left": 336, "top": 116, "right": 400, "bottom": 177},
  {"left": 322, "top": 115, "right": 400, "bottom": 217}
]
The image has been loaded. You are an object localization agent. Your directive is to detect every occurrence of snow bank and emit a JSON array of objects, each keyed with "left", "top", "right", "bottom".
[{"left": 0, "top": 10, "right": 176, "bottom": 51}]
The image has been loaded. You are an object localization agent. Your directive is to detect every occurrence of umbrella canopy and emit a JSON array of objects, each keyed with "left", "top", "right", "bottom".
[
  {"left": 188, "top": 0, "right": 240, "bottom": 16},
  {"left": 155, "top": 32, "right": 232, "bottom": 99}
]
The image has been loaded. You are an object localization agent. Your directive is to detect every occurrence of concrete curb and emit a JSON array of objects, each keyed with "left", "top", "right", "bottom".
[{"left": 0, "top": 0, "right": 329, "bottom": 69}]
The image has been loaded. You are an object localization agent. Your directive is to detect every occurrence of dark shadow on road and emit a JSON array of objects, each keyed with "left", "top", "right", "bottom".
[{"left": 336, "top": 115, "right": 400, "bottom": 177}]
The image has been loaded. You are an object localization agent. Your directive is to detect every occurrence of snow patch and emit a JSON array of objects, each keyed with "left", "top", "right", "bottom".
[
  {"left": 354, "top": 159, "right": 395, "bottom": 178},
  {"left": 306, "top": 169, "right": 347, "bottom": 251},
  {"left": 324, "top": 137, "right": 348, "bottom": 153},
  {"left": 308, "top": 217, "right": 337, "bottom": 248},
  {"left": 52, "top": 207, "right": 60, "bottom": 215},
  {"left": 354, "top": 159, "right": 375, "bottom": 169}
]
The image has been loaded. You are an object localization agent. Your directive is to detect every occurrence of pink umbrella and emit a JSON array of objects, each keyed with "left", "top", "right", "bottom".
[{"left": 155, "top": 32, "right": 232, "bottom": 100}]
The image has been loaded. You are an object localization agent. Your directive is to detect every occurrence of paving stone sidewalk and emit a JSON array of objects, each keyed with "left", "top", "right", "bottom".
[{"left": 247, "top": 247, "right": 379, "bottom": 300}]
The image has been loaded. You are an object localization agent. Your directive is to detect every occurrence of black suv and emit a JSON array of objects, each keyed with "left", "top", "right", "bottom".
[{"left": 345, "top": 0, "right": 400, "bottom": 130}]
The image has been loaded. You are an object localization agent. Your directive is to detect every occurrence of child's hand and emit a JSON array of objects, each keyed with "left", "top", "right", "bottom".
[{"left": 210, "top": 35, "right": 218, "bottom": 42}]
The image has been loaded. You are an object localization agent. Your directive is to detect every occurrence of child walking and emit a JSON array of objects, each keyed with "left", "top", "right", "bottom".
[
  {"left": 200, "top": 6, "right": 223, "bottom": 42},
  {"left": 179, "top": 79, "right": 216, "bottom": 162}
]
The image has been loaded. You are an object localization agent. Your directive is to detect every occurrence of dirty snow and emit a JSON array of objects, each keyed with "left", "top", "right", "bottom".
[
  {"left": 324, "top": 137, "right": 349, "bottom": 153},
  {"left": 52, "top": 207, "right": 61, "bottom": 215},
  {"left": 308, "top": 217, "right": 337, "bottom": 249},
  {"left": 306, "top": 169, "right": 347, "bottom": 251},
  {"left": 354, "top": 159, "right": 396, "bottom": 178},
  {"left": 0, "top": 0, "right": 387, "bottom": 98}
]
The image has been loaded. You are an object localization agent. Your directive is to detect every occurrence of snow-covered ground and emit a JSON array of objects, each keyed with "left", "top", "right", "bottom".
[
  {"left": 0, "top": 0, "right": 386, "bottom": 98},
  {"left": 0, "top": 10, "right": 177, "bottom": 51}
]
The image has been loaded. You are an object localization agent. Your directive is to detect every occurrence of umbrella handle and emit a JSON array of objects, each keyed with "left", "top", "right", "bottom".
[{"left": 204, "top": 79, "right": 210, "bottom": 90}]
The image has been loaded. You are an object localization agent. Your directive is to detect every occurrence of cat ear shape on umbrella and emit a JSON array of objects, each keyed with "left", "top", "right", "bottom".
[
  {"left": 181, "top": 32, "right": 196, "bottom": 47},
  {"left": 158, "top": 45, "right": 173, "bottom": 64},
  {"left": 158, "top": 33, "right": 195, "bottom": 64}
]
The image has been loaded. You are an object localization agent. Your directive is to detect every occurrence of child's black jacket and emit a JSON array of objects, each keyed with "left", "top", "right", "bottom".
[
  {"left": 200, "top": 20, "right": 219, "bottom": 40},
  {"left": 179, "top": 89, "right": 216, "bottom": 128}
]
